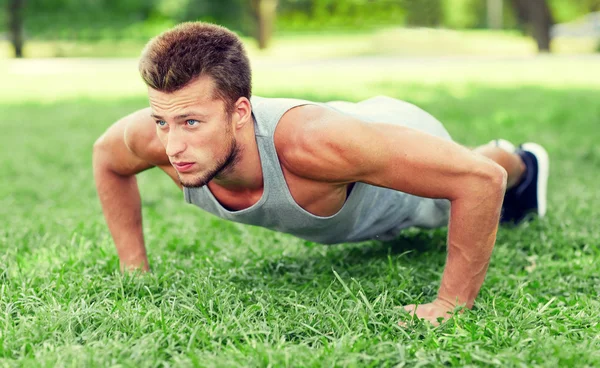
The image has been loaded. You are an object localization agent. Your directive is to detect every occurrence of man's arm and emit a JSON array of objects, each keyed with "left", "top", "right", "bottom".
[
  {"left": 276, "top": 106, "right": 507, "bottom": 322},
  {"left": 93, "top": 108, "right": 176, "bottom": 272}
]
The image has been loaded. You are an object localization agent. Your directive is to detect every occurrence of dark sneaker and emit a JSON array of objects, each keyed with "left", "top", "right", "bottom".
[{"left": 500, "top": 143, "right": 549, "bottom": 224}]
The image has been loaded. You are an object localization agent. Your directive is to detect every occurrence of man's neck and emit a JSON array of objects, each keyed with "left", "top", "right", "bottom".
[{"left": 210, "top": 121, "right": 264, "bottom": 194}]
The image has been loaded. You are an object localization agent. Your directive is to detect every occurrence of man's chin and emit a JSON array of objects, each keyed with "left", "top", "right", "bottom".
[
  {"left": 178, "top": 173, "right": 212, "bottom": 188},
  {"left": 181, "top": 182, "right": 207, "bottom": 189},
  {"left": 180, "top": 179, "right": 209, "bottom": 189}
]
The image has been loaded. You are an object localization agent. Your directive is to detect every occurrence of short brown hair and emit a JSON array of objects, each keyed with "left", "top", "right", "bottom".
[{"left": 139, "top": 22, "right": 252, "bottom": 113}]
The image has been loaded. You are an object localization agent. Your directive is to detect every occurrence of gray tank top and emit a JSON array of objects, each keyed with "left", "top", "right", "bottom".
[{"left": 184, "top": 95, "right": 452, "bottom": 244}]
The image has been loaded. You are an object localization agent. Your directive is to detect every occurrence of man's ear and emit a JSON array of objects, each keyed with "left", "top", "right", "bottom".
[{"left": 232, "top": 97, "right": 252, "bottom": 129}]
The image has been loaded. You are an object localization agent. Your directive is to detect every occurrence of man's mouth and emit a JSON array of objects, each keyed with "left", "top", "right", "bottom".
[{"left": 172, "top": 162, "right": 195, "bottom": 173}]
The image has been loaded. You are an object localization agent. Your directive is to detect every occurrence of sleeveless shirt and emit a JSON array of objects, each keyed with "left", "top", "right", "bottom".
[{"left": 183, "top": 95, "right": 452, "bottom": 244}]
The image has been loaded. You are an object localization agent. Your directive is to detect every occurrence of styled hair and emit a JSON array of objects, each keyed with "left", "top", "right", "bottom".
[{"left": 139, "top": 22, "right": 252, "bottom": 113}]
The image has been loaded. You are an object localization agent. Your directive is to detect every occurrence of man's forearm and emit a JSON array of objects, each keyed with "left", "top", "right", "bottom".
[
  {"left": 94, "top": 165, "right": 149, "bottom": 272},
  {"left": 437, "top": 177, "right": 505, "bottom": 308}
]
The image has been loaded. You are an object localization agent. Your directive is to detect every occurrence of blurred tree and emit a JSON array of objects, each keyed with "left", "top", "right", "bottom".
[
  {"left": 443, "top": 0, "right": 485, "bottom": 29},
  {"left": 276, "top": 0, "right": 406, "bottom": 32},
  {"left": 251, "top": 0, "right": 278, "bottom": 49},
  {"left": 511, "top": 0, "right": 553, "bottom": 52},
  {"left": 402, "top": 0, "right": 443, "bottom": 27},
  {"left": 550, "top": 0, "right": 600, "bottom": 23},
  {"left": 155, "top": 0, "right": 192, "bottom": 21},
  {"left": 8, "top": 0, "right": 25, "bottom": 58},
  {"left": 174, "top": 0, "right": 271, "bottom": 49},
  {"left": 9, "top": 0, "right": 599, "bottom": 56},
  {"left": 487, "top": 0, "right": 503, "bottom": 29},
  {"left": 177, "top": 0, "right": 249, "bottom": 30}
]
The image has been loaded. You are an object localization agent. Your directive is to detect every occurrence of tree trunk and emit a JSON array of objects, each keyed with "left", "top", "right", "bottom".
[
  {"left": 8, "top": 0, "right": 25, "bottom": 58},
  {"left": 527, "top": 0, "right": 552, "bottom": 52},
  {"left": 487, "top": 0, "right": 503, "bottom": 29},
  {"left": 511, "top": 0, "right": 553, "bottom": 52},
  {"left": 251, "top": 0, "right": 278, "bottom": 50}
]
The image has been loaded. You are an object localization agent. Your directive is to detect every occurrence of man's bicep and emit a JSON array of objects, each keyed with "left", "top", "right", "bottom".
[
  {"left": 356, "top": 123, "right": 491, "bottom": 200},
  {"left": 282, "top": 108, "right": 497, "bottom": 201}
]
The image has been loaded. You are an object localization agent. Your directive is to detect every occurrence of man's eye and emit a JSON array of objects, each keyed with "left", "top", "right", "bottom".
[
  {"left": 186, "top": 119, "right": 199, "bottom": 126},
  {"left": 156, "top": 120, "right": 167, "bottom": 127}
]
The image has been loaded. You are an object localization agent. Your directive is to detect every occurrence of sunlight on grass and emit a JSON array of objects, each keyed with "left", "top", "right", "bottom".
[{"left": 2, "top": 55, "right": 599, "bottom": 105}]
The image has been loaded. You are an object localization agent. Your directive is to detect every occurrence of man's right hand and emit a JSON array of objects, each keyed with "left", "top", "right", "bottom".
[
  {"left": 92, "top": 108, "right": 177, "bottom": 273},
  {"left": 120, "top": 256, "right": 151, "bottom": 273}
]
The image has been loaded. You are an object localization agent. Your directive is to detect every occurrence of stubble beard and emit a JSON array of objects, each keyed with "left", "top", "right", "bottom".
[
  {"left": 180, "top": 135, "right": 240, "bottom": 189},
  {"left": 179, "top": 133, "right": 241, "bottom": 189}
]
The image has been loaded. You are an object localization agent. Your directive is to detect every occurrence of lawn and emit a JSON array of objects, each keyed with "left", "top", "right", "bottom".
[{"left": 1, "top": 49, "right": 600, "bottom": 366}]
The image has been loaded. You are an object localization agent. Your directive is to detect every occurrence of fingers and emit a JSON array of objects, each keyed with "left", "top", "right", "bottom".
[
  {"left": 403, "top": 304, "right": 417, "bottom": 314},
  {"left": 398, "top": 304, "right": 416, "bottom": 327},
  {"left": 397, "top": 303, "right": 450, "bottom": 327}
]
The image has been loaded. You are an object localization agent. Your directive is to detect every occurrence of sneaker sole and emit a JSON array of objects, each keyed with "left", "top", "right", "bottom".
[
  {"left": 521, "top": 142, "right": 549, "bottom": 218},
  {"left": 493, "top": 139, "right": 517, "bottom": 153}
]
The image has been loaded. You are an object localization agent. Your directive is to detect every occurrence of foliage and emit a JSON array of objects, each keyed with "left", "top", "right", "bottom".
[
  {"left": 402, "top": 0, "right": 443, "bottom": 27},
  {"left": 550, "top": 0, "right": 600, "bottom": 23},
  {"left": 442, "top": 0, "right": 486, "bottom": 29},
  {"left": 18, "top": 0, "right": 252, "bottom": 41},
  {"left": 5, "top": 0, "right": 600, "bottom": 43},
  {"left": 0, "top": 6, "right": 6, "bottom": 29},
  {"left": 152, "top": 0, "right": 254, "bottom": 37},
  {"left": 22, "top": 0, "right": 162, "bottom": 41},
  {"left": 276, "top": 0, "right": 406, "bottom": 32}
]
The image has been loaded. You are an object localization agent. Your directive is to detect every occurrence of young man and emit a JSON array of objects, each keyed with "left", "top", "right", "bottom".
[{"left": 93, "top": 22, "right": 549, "bottom": 325}]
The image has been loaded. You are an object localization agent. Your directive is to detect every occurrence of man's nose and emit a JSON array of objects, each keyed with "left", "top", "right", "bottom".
[{"left": 165, "top": 130, "right": 187, "bottom": 157}]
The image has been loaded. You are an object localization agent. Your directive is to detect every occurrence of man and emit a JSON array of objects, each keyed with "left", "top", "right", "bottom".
[{"left": 93, "top": 22, "right": 549, "bottom": 325}]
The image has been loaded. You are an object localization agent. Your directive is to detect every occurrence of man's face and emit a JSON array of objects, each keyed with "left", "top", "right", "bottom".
[{"left": 148, "top": 76, "right": 239, "bottom": 188}]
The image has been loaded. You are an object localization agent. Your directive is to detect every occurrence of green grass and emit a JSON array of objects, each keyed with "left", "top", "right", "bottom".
[{"left": 1, "top": 54, "right": 600, "bottom": 367}]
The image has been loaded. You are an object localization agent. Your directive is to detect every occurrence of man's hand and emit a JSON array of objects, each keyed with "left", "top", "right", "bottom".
[
  {"left": 93, "top": 109, "right": 177, "bottom": 273},
  {"left": 120, "top": 256, "right": 151, "bottom": 274},
  {"left": 400, "top": 298, "right": 461, "bottom": 326}
]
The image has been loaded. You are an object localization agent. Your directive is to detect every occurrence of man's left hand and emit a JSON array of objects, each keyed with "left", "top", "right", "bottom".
[{"left": 400, "top": 298, "right": 460, "bottom": 326}]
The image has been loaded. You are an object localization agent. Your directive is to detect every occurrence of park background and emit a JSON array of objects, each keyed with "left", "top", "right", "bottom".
[{"left": 2, "top": 0, "right": 600, "bottom": 367}]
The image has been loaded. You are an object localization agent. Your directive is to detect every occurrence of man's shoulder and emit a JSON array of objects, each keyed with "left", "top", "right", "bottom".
[
  {"left": 273, "top": 103, "right": 365, "bottom": 181},
  {"left": 274, "top": 103, "right": 334, "bottom": 152},
  {"left": 122, "top": 108, "right": 169, "bottom": 165}
]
